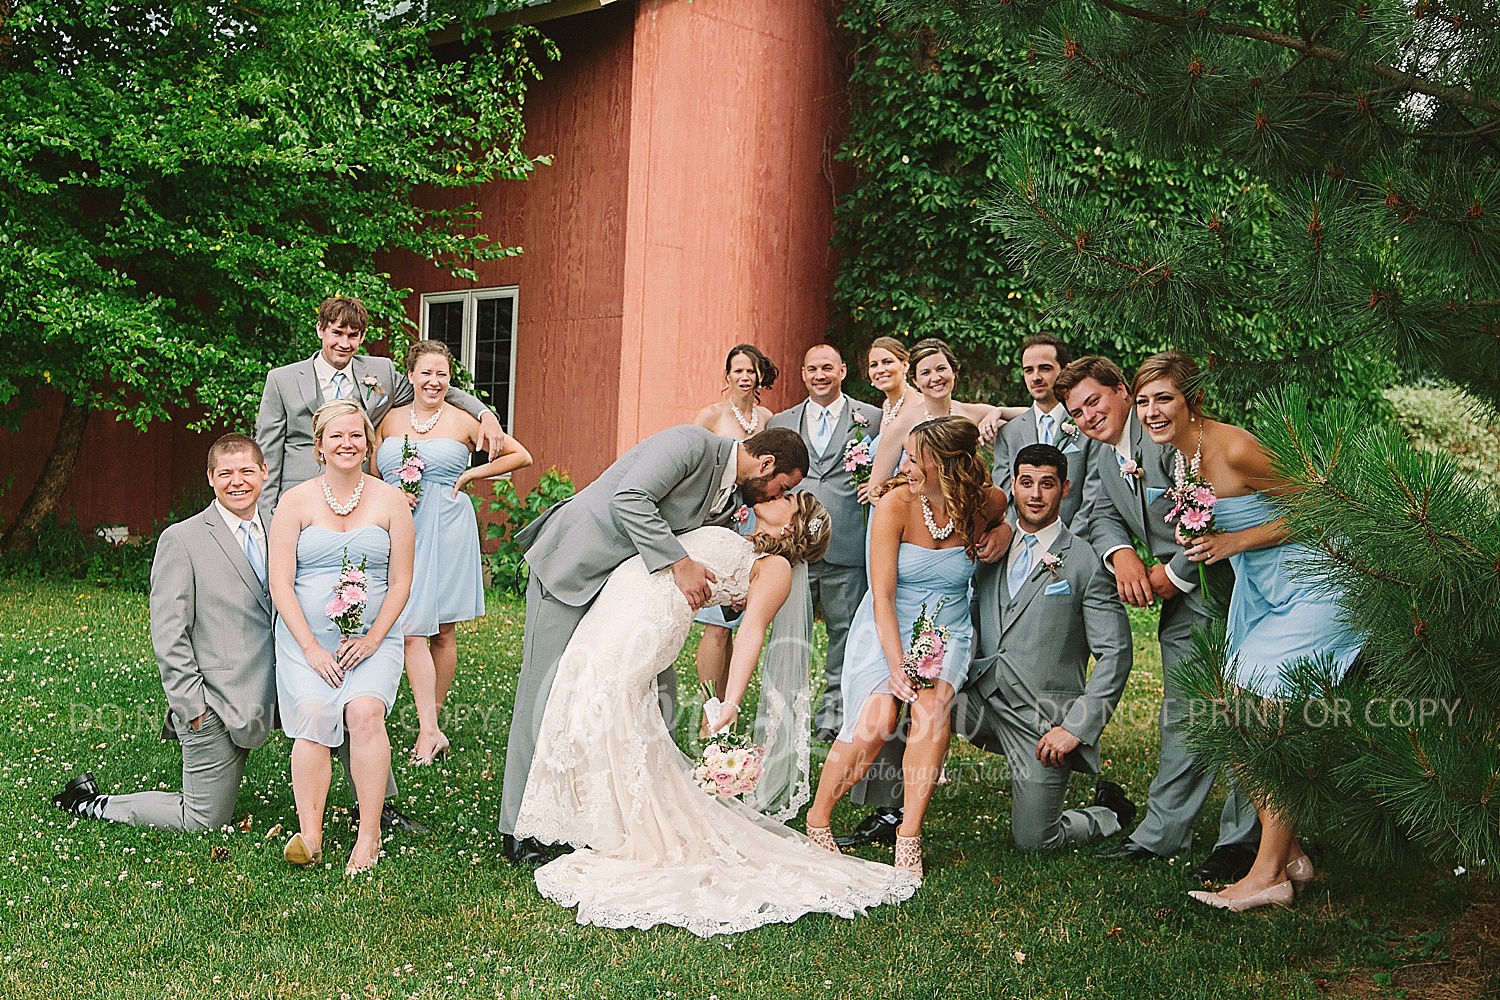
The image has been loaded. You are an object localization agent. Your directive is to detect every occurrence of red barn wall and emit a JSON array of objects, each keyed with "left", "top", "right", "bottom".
[{"left": 617, "top": 0, "right": 843, "bottom": 452}]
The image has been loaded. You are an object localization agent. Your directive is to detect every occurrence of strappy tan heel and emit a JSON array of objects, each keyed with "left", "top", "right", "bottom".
[
  {"left": 895, "top": 833, "right": 923, "bottom": 880},
  {"left": 806, "top": 824, "right": 840, "bottom": 853}
]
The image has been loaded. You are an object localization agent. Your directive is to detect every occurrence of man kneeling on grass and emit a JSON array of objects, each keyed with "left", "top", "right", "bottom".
[{"left": 54, "top": 433, "right": 277, "bottom": 831}]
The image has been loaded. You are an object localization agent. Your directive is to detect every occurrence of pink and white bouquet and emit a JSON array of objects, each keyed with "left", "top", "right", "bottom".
[
  {"left": 902, "top": 598, "right": 951, "bottom": 691},
  {"left": 325, "top": 550, "right": 369, "bottom": 637},
  {"left": 694, "top": 682, "right": 766, "bottom": 798},
  {"left": 1164, "top": 449, "right": 1218, "bottom": 538},
  {"left": 396, "top": 436, "right": 426, "bottom": 499},
  {"left": 843, "top": 434, "right": 875, "bottom": 488}
]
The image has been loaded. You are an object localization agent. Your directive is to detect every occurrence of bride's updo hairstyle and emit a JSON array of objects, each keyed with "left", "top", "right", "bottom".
[
  {"left": 908, "top": 416, "right": 991, "bottom": 560},
  {"left": 1131, "top": 350, "right": 1208, "bottom": 416},
  {"left": 753, "top": 492, "right": 832, "bottom": 566},
  {"left": 312, "top": 399, "right": 376, "bottom": 466}
]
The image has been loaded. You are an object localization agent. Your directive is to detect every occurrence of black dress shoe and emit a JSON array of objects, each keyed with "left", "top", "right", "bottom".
[
  {"left": 1187, "top": 843, "right": 1259, "bottom": 884},
  {"left": 351, "top": 803, "right": 430, "bottom": 835},
  {"left": 1095, "top": 840, "right": 1168, "bottom": 863},
  {"left": 1093, "top": 779, "right": 1137, "bottom": 829},
  {"left": 52, "top": 772, "right": 101, "bottom": 814},
  {"left": 502, "top": 834, "right": 549, "bottom": 866},
  {"left": 833, "top": 808, "right": 902, "bottom": 848}
]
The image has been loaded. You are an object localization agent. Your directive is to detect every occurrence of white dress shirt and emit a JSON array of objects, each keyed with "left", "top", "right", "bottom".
[
  {"left": 313, "top": 352, "right": 355, "bottom": 404},
  {"left": 214, "top": 499, "right": 267, "bottom": 563},
  {"left": 806, "top": 394, "right": 847, "bottom": 456}
]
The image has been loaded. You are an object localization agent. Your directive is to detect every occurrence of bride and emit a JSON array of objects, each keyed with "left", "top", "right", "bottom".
[{"left": 514, "top": 491, "right": 920, "bottom": 936}]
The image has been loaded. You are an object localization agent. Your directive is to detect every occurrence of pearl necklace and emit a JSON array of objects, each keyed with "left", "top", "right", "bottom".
[
  {"left": 410, "top": 403, "right": 443, "bottom": 434},
  {"left": 882, "top": 388, "right": 907, "bottom": 424},
  {"left": 321, "top": 476, "right": 365, "bottom": 517},
  {"left": 730, "top": 400, "right": 759, "bottom": 435},
  {"left": 920, "top": 494, "right": 955, "bottom": 540}
]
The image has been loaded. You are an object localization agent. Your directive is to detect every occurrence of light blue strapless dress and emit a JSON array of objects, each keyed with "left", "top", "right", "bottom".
[
  {"left": 837, "top": 542, "right": 976, "bottom": 743},
  {"left": 1217, "top": 493, "right": 1363, "bottom": 697},
  {"left": 275, "top": 525, "right": 406, "bottom": 747},
  {"left": 376, "top": 436, "right": 487, "bottom": 637}
]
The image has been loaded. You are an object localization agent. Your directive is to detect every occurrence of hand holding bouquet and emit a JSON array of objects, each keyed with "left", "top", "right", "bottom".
[
  {"left": 325, "top": 550, "right": 369, "bottom": 638},
  {"left": 901, "top": 598, "right": 951, "bottom": 692},
  {"left": 694, "top": 682, "right": 765, "bottom": 799}
]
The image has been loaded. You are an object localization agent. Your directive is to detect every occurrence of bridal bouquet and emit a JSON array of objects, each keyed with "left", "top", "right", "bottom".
[
  {"left": 396, "top": 436, "right": 426, "bottom": 499},
  {"left": 843, "top": 435, "right": 874, "bottom": 488},
  {"left": 325, "top": 550, "right": 369, "bottom": 637},
  {"left": 901, "top": 598, "right": 951, "bottom": 691},
  {"left": 694, "top": 683, "right": 765, "bottom": 799}
]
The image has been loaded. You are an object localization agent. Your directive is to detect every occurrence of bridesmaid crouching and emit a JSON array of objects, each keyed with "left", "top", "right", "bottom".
[
  {"left": 376, "top": 340, "right": 533, "bottom": 765},
  {"left": 269, "top": 400, "right": 415, "bottom": 875}
]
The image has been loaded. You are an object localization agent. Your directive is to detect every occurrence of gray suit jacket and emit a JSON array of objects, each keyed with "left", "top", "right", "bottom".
[
  {"left": 964, "top": 525, "right": 1132, "bottom": 774},
  {"left": 255, "top": 352, "right": 490, "bottom": 511},
  {"left": 768, "top": 397, "right": 882, "bottom": 567},
  {"left": 991, "top": 408, "right": 1099, "bottom": 530},
  {"left": 150, "top": 505, "right": 277, "bottom": 750},
  {"left": 516, "top": 425, "right": 740, "bottom": 607},
  {"left": 1072, "top": 413, "right": 1224, "bottom": 616}
]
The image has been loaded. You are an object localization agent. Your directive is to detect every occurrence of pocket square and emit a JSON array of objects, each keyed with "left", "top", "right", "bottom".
[
  {"left": 1145, "top": 486, "right": 1166, "bottom": 506},
  {"left": 1062, "top": 440, "right": 1082, "bottom": 455},
  {"left": 1044, "top": 580, "right": 1071, "bottom": 595}
]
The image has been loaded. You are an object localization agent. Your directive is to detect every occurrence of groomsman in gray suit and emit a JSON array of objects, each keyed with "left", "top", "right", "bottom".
[
  {"left": 499, "top": 424, "right": 809, "bottom": 864},
  {"left": 53, "top": 435, "right": 278, "bottom": 831},
  {"left": 1057, "top": 356, "right": 1260, "bottom": 882},
  {"left": 255, "top": 296, "right": 505, "bottom": 513},
  {"left": 255, "top": 296, "right": 503, "bottom": 833},
  {"left": 768, "top": 344, "right": 883, "bottom": 742},
  {"left": 957, "top": 444, "right": 1136, "bottom": 850},
  {"left": 990, "top": 334, "right": 1099, "bottom": 530}
]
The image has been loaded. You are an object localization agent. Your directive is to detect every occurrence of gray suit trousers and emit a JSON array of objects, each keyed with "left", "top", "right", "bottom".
[
  {"left": 1126, "top": 597, "right": 1260, "bottom": 855},
  {"left": 102, "top": 709, "right": 248, "bottom": 831},
  {"left": 960, "top": 695, "right": 1120, "bottom": 851},
  {"left": 809, "top": 561, "right": 868, "bottom": 734},
  {"left": 499, "top": 573, "right": 677, "bottom": 837}
]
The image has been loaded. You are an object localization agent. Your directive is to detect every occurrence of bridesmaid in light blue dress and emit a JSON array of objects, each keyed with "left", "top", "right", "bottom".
[
  {"left": 376, "top": 340, "right": 533, "bottom": 765},
  {"left": 1132, "top": 351, "right": 1363, "bottom": 913},
  {"left": 806, "top": 416, "right": 1010, "bottom": 880},
  {"left": 268, "top": 400, "right": 415, "bottom": 875}
]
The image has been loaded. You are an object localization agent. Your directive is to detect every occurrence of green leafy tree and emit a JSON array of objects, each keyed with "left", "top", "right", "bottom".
[
  {"left": 0, "top": 0, "right": 552, "bottom": 548},
  {"left": 829, "top": 4, "right": 1389, "bottom": 411},
  {"left": 885, "top": 0, "right": 1500, "bottom": 868}
]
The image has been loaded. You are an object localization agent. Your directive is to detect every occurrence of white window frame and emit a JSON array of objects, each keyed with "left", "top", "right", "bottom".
[{"left": 419, "top": 285, "right": 520, "bottom": 433}]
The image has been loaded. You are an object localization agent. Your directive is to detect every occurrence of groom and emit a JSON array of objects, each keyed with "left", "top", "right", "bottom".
[
  {"left": 499, "top": 424, "right": 810, "bottom": 864},
  {"left": 1056, "top": 356, "right": 1260, "bottom": 882}
]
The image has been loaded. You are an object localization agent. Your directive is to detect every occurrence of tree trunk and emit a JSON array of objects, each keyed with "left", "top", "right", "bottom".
[{"left": 2, "top": 398, "right": 91, "bottom": 551}]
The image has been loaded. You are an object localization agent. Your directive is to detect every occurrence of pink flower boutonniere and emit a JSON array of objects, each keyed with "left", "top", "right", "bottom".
[
  {"left": 1119, "top": 457, "right": 1144, "bottom": 481},
  {"left": 1038, "top": 550, "right": 1064, "bottom": 578},
  {"left": 361, "top": 375, "right": 385, "bottom": 398},
  {"left": 1060, "top": 421, "right": 1080, "bottom": 440},
  {"left": 852, "top": 409, "right": 871, "bottom": 429},
  {"left": 732, "top": 504, "right": 750, "bottom": 526}
]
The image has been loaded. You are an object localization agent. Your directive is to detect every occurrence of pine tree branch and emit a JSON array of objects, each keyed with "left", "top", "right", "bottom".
[{"left": 1086, "top": 0, "right": 1500, "bottom": 118}]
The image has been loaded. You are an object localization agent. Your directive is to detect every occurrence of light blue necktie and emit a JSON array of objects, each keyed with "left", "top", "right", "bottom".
[
  {"left": 1038, "top": 413, "right": 1055, "bottom": 446},
  {"left": 1116, "top": 449, "right": 1138, "bottom": 492},
  {"left": 242, "top": 522, "right": 267, "bottom": 588},
  {"left": 1008, "top": 533, "right": 1038, "bottom": 595},
  {"left": 813, "top": 407, "right": 833, "bottom": 455},
  {"left": 331, "top": 371, "right": 347, "bottom": 400}
]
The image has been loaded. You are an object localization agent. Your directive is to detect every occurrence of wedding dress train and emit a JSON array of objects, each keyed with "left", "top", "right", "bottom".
[{"left": 515, "top": 526, "right": 919, "bottom": 936}]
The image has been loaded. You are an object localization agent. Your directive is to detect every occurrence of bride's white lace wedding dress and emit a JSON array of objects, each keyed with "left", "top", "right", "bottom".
[{"left": 515, "top": 526, "right": 919, "bottom": 936}]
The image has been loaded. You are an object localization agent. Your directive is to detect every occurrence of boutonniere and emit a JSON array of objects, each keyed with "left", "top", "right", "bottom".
[
  {"left": 1119, "top": 454, "right": 1144, "bottom": 481},
  {"left": 1059, "top": 420, "right": 1079, "bottom": 440},
  {"left": 1038, "top": 551, "right": 1064, "bottom": 579},
  {"left": 851, "top": 409, "right": 871, "bottom": 429},
  {"left": 732, "top": 504, "right": 750, "bottom": 526},
  {"left": 360, "top": 375, "right": 385, "bottom": 398}
]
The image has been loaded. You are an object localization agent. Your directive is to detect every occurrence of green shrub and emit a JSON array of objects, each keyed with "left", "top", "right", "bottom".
[
  {"left": 483, "top": 468, "right": 576, "bottom": 598},
  {"left": 1384, "top": 384, "right": 1500, "bottom": 489}
]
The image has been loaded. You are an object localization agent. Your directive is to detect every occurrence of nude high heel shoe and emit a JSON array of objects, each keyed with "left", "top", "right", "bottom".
[
  {"left": 894, "top": 834, "right": 923, "bottom": 881},
  {"left": 805, "top": 824, "right": 840, "bottom": 853},
  {"left": 1188, "top": 881, "right": 1294, "bottom": 912},
  {"left": 1285, "top": 856, "right": 1315, "bottom": 894}
]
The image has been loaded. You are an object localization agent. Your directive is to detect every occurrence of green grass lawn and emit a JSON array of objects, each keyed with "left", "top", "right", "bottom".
[{"left": 0, "top": 580, "right": 1487, "bottom": 999}]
